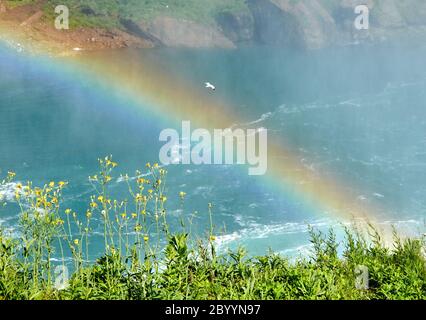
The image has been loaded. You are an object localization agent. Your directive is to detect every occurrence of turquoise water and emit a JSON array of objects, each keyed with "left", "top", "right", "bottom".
[{"left": 0, "top": 43, "right": 425, "bottom": 259}]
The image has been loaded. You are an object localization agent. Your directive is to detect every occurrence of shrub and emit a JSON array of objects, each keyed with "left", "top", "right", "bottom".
[{"left": 0, "top": 157, "right": 424, "bottom": 300}]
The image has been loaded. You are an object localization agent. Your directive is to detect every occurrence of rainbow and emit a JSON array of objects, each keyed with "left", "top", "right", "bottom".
[
  {"left": 63, "top": 49, "right": 382, "bottom": 224},
  {"left": 0, "top": 35, "right": 388, "bottom": 232}
]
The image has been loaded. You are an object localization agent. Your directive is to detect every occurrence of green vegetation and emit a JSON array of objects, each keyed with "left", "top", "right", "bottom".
[
  {"left": 4, "top": 0, "right": 35, "bottom": 9},
  {"left": 4, "top": 0, "right": 249, "bottom": 29},
  {"left": 0, "top": 157, "right": 425, "bottom": 300},
  {"left": 39, "top": 0, "right": 247, "bottom": 29}
]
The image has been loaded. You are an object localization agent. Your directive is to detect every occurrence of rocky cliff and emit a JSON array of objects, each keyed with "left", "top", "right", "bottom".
[
  {"left": 2, "top": 0, "right": 426, "bottom": 52},
  {"left": 245, "top": 0, "right": 426, "bottom": 49},
  {"left": 126, "top": 0, "right": 426, "bottom": 49}
]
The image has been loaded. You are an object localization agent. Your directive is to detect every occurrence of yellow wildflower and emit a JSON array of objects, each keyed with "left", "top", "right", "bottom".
[{"left": 35, "top": 188, "right": 42, "bottom": 197}]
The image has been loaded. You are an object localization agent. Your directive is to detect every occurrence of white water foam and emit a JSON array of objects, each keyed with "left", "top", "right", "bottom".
[
  {"left": 0, "top": 182, "right": 20, "bottom": 203},
  {"left": 214, "top": 218, "right": 335, "bottom": 250},
  {"left": 213, "top": 218, "right": 425, "bottom": 257}
]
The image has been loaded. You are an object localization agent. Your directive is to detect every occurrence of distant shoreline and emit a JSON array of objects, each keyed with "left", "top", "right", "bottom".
[
  {"left": 3, "top": 0, "right": 426, "bottom": 57},
  {"left": 0, "top": 9, "right": 152, "bottom": 57}
]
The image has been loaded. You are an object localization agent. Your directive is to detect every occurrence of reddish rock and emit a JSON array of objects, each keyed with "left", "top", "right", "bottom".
[{"left": 0, "top": 1, "right": 6, "bottom": 14}]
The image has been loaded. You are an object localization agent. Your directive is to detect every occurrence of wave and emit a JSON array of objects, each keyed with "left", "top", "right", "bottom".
[
  {"left": 273, "top": 78, "right": 426, "bottom": 117},
  {"left": 0, "top": 182, "right": 20, "bottom": 202},
  {"left": 230, "top": 109, "right": 277, "bottom": 130},
  {"left": 278, "top": 244, "right": 313, "bottom": 258},
  {"left": 214, "top": 218, "right": 335, "bottom": 248},
  {"left": 241, "top": 112, "right": 273, "bottom": 126},
  {"left": 116, "top": 163, "right": 170, "bottom": 183},
  {"left": 214, "top": 218, "right": 425, "bottom": 256}
]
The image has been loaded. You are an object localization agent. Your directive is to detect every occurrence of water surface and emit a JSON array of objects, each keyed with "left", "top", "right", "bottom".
[{"left": 0, "top": 43, "right": 425, "bottom": 258}]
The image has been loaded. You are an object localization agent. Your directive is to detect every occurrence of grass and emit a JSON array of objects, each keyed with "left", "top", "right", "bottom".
[
  {"left": 0, "top": 156, "right": 425, "bottom": 300},
  {"left": 39, "top": 0, "right": 249, "bottom": 29},
  {"left": 4, "top": 0, "right": 36, "bottom": 9},
  {"left": 3, "top": 0, "right": 249, "bottom": 29}
]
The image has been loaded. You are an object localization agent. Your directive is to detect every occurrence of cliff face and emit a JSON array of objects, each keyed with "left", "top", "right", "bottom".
[
  {"left": 128, "top": 0, "right": 426, "bottom": 49},
  {"left": 225, "top": 0, "right": 426, "bottom": 49},
  {"left": 124, "top": 0, "right": 426, "bottom": 49},
  {"left": 2, "top": 0, "right": 426, "bottom": 51},
  {"left": 135, "top": 16, "right": 236, "bottom": 49},
  {"left": 246, "top": 0, "right": 305, "bottom": 48},
  {"left": 0, "top": 1, "right": 6, "bottom": 14}
]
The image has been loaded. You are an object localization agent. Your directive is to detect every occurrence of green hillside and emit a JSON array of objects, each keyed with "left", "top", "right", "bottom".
[{"left": 6, "top": 0, "right": 249, "bottom": 28}]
